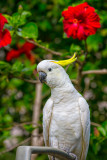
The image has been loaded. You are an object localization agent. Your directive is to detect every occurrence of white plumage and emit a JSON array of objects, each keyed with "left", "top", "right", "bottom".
[{"left": 37, "top": 60, "right": 90, "bottom": 160}]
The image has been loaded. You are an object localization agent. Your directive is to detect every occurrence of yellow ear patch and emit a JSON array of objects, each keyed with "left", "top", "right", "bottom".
[{"left": 51, "top": 53, "right": 77, "bottom": 66}]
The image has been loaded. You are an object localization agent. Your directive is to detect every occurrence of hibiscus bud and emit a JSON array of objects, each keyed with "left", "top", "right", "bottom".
[
  {"left": 18, "top": 5, "right": 23, "bottom": 14},
  {"left": 94, "top": 127, "right": 100, "bottom": 137}
]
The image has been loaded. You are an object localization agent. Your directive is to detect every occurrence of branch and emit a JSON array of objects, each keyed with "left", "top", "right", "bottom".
[
  {"left": 12, "top": 122, "right": 41, "bottom": 127},
  {"left": 0, "top": 134, "right": 43, "bottom": 156},
  {"left": 16, "top": 77, "right": 40, "bottom": 83},
  {"left": 91, "top": 122, "right": 101, "bottom": 127},
  {"left": 27, "top": 39, "right": 62, "bottom": 56},
  {"left": 71, "top": 79, "right": 78, "bottom": 85},
  {"left": 32, "top": 83, "right": 43, "bottom": 145},
  {"left": 0, "top": 122, "right": 101, "bottom": 156},
  {"left": 31, "top": 82, "right": 43, "bottom": 160},
  {"left": 82, "top": 69, "right": 107, "bottom": 75},
  {"left": 9, "top": 75, "right": 78, "bottom": 85},
  {"left": 0, "top": 122, "right": 42, "bottom": 131},
  {"left": 27, "top": 39, "right": 82, "bottom": 66},
  {"left": 0, "top": 137, "right": 31, "bottom": 155},
  {"left": 9, "top": 75, "right": 40, "bottom": 84}
]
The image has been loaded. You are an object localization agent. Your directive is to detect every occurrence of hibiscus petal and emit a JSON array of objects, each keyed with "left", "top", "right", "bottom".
[
  {"left": 77, "top": 25, "right": 86, "bottom": 40},
  {"left": 0, "top": 13, "right": 8, "bottom": 31},
  {"left": 0, "top": 29, "right": 11, "bottom": 48},
  {"left": 62, "top": 10, "right": 72, "bottom": 19},
  {"left": 67, "top": 23, "right": 78, "bottom": 39},
  {"left": 6, "top": 41, "right": 35, "bottom": 62},
  {"left": 22, "top": 41, "right": 35, "bottom": 52},
  {"left": 6, "top": 50, "right": 21, "bottom": 61}
]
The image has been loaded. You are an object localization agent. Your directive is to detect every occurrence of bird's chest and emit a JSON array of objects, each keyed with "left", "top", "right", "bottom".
[{"left": 49, "top": 101, "right": 81, "bottom": 138}]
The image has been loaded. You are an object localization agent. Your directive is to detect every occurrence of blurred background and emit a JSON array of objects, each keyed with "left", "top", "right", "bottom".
[{"left": 0, "top": 0, "right": 107, "bottom": 160}]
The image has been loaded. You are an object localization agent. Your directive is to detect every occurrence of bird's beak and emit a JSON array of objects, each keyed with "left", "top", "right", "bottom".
[{"left": 39, "top": 71, "right": 47, "bottom": 83}]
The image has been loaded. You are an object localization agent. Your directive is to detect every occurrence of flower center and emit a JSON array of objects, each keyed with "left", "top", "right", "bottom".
[{"left": 73, "top": 19, "right": 78, "bottom": 24}]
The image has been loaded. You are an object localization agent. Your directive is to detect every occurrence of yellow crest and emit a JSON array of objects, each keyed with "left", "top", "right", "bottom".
[{"left": 51, "top": 53, "right": 77, "bottom": 66}]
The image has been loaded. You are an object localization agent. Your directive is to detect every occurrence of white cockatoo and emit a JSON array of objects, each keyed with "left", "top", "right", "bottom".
[{"left": 37, "top": 54, "right": 90, "bottom": 160}]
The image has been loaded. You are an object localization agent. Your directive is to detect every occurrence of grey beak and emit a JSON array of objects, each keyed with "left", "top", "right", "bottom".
[{"left": 39, "top": 71, "right": 47, "bottom": 83}]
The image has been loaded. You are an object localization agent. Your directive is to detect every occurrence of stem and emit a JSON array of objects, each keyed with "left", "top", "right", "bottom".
[
  {"left": 85, "top": 39, "right": 88, "bottom": 56},
  {"left": 76, "top": 40, "right": 89, "bottom": 90}
]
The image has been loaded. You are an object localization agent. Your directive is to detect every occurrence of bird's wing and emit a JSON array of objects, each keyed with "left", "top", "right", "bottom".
[
  {"left": 43, "top": 97, "right": 53, "bottom": 146},
  {"left": 78, "top": 97, "right": 90, "bottom": 160}
]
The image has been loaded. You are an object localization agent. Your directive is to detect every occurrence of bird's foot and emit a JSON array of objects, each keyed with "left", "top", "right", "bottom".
[
  {"left": 68, "top": 152, "right": 78, "bottom": 160},
  {"left": 52, "top": 156, "right": 55, "bottom": 160}
]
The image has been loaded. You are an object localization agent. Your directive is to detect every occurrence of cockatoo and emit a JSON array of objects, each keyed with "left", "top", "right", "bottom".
[{"left": 37, "top": 54, "right": 90, "bottom": 160}]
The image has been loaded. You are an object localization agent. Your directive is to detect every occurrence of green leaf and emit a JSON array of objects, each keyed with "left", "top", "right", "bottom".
[
  {"left": 102, "top": 121, "right": 107, "bottom": 133},
  {"left": 21, "top": 64, "right": 36, "bottom": 75},
  {"left": 21, "top": 11, "right": 31, "bottom": 18},
  {"left": 0, "top": 61, "right": 11, "bottom": 69},
  {"left": 12, "top": 61, "right": 24, "bottom": 73},
  {"left": 11, "top": 12, "right": 21, "bottom": 25},
  {"left": 4, "top": 23, "right": 13, "bottom": 31},
  {"left": 93, "top": 143, "right": 100, "bottom": 155},
  {"left": 38, "top": 20, "right": 52, "bottom": 31},
  {"left": 87, "top": 34, "right": 103, "bottom": 52},
  {"left": 63, "top": 32, "right": 67, "bottom": 39},
  {"left": 23, "top": 124, "right": 35, "bottom": 132},
  {"left": 70, "top": 44, "right": 81, "bottom": 53},
  {"left": 59, "top": 17, "right": 64, "bottom": 22},
  {"left": 4, "top": 114, "right": 13, "bottom": 123},
  {"left": 3, "top": 14, "right": 12, "bottom": 24},
  {"left": 98, "top": 126, "right": 106, "bottom": 136},
  {"left": 79, "top": 55, "right": 85, "bottom": 62},
  {"left": 4, "top": 11, "right": 32, "bottom": 29},
  {"left": 19, "top": 11, "right": 32, "bottom": 26},
  {"left": 17, "top": 22, "right": 38, "bottom": 39}
]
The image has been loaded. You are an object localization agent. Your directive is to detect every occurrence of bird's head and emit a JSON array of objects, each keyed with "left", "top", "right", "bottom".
[{"left": 37, "top": 53, "right": 77, "bottom": 88}]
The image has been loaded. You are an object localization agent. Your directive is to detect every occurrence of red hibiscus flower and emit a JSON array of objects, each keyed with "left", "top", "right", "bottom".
[
  {"left": 6, "top": 41, "right": 35, "bottom": 64},
  {"left": 0, "top": 29, "right": 11, "bottom": 48},
  {"left": 62, "top": 2, "right": 101, "bottom": 40},
  {"left": 0, "top": 13, "right": 11, "bottom": 48}
]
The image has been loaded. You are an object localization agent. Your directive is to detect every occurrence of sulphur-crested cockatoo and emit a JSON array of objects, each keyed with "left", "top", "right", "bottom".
[{"left": 37, "top": 54, "right": 90, "bottom": 160}]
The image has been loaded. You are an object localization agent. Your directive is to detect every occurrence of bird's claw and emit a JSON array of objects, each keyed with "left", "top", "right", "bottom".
[
  {"left": 68, "top": 153, "right": 78, "bottom": 160},
  {"left": 52, "top": 156, "right": 55, "bottom": 160}
]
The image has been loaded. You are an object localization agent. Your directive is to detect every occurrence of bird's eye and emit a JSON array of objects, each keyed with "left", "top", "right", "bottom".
[{"left": 48, "top": 68, "right": 52, "bottom": 71}]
